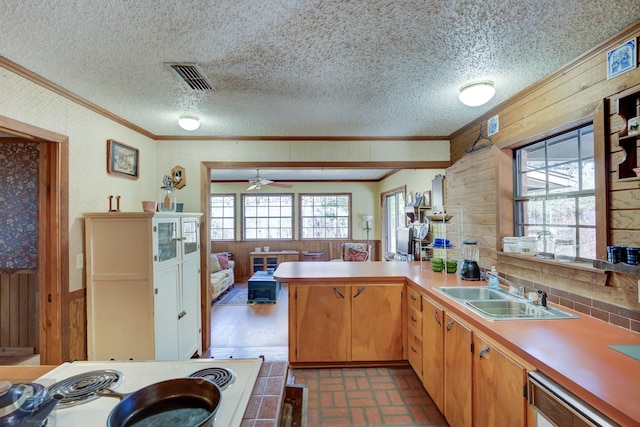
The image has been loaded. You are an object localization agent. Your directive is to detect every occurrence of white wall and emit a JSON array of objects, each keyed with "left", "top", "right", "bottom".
[{"left": 0, "top": 69, "right": 157, "bottom": 291}]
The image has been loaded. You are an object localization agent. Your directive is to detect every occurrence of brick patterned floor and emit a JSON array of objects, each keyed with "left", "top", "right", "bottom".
[{"left": 292, "top": 367, "right": 448, "bottom": 427}]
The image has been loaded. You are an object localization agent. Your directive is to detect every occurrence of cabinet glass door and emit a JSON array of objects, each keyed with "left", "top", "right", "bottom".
[
  {"left": 156, "top": 220, "right": 178, "bottom": 263},
  {"left": 181, "top": 218, "right": 200, "bottom": 256}
]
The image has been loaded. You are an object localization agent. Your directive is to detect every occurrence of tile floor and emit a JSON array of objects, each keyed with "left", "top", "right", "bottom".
[{"left": 292, "top": 366, "right": 448, "bottom": 427}]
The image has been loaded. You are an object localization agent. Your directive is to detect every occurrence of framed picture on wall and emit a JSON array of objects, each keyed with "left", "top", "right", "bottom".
[
  {"left": 607, "top": 38, "right": 637, "bottom": 80},
  {"left": 107, "top": 139, "right": 139, "bottom": 179}
]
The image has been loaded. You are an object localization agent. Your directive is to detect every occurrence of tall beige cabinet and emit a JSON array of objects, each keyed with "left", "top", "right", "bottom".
[{"left": 84, "top": 212, "right": 203, "bottom": 361}]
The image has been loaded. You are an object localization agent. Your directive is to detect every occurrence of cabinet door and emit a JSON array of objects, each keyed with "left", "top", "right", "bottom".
[
  {"left": 153, "top": 217, "right": 179, "bottom": 267},
  {"left": 351, "top": 284, "right": 403, "bottom": 361},
  {"left": 474, "top": 335, "right": 527, "bottom": 427},
  {"left": 295, "top": 285, "right": 350, "bottom": 362},
  {"left": 422, "top": 297, "right": 444, "bottom": 412},
  {"left": 179, "top": 256, "right": 202, "bottom": 359},
  {"left": 180, "top": 216, "right": 200, "bottom": 262},
  {"left": 444, "top": 312, "right": 473, "bottom": 427},
  {"left": 154, "top": 264, "right": 180, "bottom": 360}
]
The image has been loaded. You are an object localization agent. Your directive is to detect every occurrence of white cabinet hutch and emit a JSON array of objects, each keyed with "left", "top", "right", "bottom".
[{"left": 84, "top": 212, "right": 203, "bottom": 361}]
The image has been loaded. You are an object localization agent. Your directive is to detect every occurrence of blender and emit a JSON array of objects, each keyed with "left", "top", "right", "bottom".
[{"left": 460, "top": 240, "right": 481, "bottom": 281}]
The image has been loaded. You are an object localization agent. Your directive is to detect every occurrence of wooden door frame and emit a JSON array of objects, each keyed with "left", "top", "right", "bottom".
[{"left": 0, "top": 115, "right": 68, "bottom": 365}]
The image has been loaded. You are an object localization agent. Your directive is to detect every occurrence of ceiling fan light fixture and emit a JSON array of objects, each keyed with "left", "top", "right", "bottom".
[
  {"left": 178, "top": 114, "right": 200, "bottom": 131},
  {"left": 458, "top": 81, "right": 496, "bottom": 107}
]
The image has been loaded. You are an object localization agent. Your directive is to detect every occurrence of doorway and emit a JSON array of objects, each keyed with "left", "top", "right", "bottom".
[
  {"left": 381, "top": 186, "right": 407, "bottom": 256},
  {"left": 0, "top": 116, "right": 69, "bottom": 365}
]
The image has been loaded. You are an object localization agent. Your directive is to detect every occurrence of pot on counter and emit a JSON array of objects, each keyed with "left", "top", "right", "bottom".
[
  {"left": 0, "top": 380, "right": 62, "bottom": 427},
  {"left": 97, "top": 377, "right": 221, "bottom": 427}
]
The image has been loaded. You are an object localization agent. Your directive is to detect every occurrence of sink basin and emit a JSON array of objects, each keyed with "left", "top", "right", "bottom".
[
  {"left": 435, "top": 286, "right": 516, "bottom": 301},
  {"left": 466, "top": 300, "right": 579, "bottom": 320}
]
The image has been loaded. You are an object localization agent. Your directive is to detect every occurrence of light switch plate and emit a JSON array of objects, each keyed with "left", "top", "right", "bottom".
[{"left": 76, "top": 253, "right": 84, "bottom": 270}]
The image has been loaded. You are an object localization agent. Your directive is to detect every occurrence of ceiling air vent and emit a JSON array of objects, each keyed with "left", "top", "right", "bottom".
[{"left": 165, "top": 63, "right": 214, "bottom": 92}]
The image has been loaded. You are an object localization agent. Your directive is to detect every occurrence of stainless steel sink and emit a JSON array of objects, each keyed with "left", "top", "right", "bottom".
[
  {"left": 435, "top": 286, "right": 516, "bottom": 301},
  {"left": 466, "top": 300, "right": 579, "bottom": 320}
]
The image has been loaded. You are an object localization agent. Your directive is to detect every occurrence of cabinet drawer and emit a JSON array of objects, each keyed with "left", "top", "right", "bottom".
[
  {"left": 408, "top": 306, "right": 422, "bottom": 336},
  {"left": 408, "top": 329, "right": 423, "bottom": 375},
  {"left": 407, "top": 286, "right": 422, "bottom": 312}
]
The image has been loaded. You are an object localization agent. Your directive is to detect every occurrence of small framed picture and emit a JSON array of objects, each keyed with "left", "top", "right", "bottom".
[
  {"left": 487, "top": 115, "right": 499, "bottom": 136},
  {"left": 607, "top": 38, "right": 637, "bottom": 80},
  {"left": 422, "top": 191, "right": 431, "bottom": 208},
  {"left": 107, "top": 139, "right": 139, "bottom": 179}
]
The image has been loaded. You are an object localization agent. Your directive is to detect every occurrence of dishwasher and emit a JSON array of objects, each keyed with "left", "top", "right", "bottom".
[{"left": 528, "top": 371, "right": 621, "bottom": 427}]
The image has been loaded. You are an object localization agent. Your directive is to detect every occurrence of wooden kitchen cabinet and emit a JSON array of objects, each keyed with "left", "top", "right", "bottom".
[
  {"left": 290, "top": 282, "right": 403, "bottom": 363},
  {"left": 474, "top": 334, "right": 530, "bottom": 427},
  {"left": 444, "top": 312, "right": 473, "bottom": 427},
  {"left": 406, "top": 286, "right": 423, "bottom": 377},
  {"left": 84, "top": 212, "right": 203, "bottom": 361},
  {"left": 422, "top": 296, "right": 444, "bottom": 412}
]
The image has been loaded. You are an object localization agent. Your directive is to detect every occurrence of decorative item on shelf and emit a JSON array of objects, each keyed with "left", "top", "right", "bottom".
[
  {"left": 627, "top": 98, "right": 640, "bottom": 136},
  {"left": 536, "top": 231, "right": 554, "bottom": 259},
  {"left": 362, "top": 215, "right": 373, "bottom": 247},
  {"left": 426, "top": 214, "right": 453, "bottom": 222},
  {"left": 108, "top": 195, "right": 121, "bottom": 212},
  {"left": 554, "top": 239, "right": 576, "bottom": 263},
  {"left": 413, "top": 192, "right": 422, "bottom": 207},
  {"left": 141, "top": 201, "right": 157, "bottom": 212},
  {"left": 634, "top": 167, "right": 640, "bottom": 177},
  {"left": 422, "top": 191, "right": 431, "bottom": 208},
  {"left": 159, "top": 175, "right": 176, "bottom": 212}
]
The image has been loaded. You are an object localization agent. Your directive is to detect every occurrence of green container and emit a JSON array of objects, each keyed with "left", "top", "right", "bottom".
[{"left": 431, "top": 264, "right": 444, "bottom": 272}]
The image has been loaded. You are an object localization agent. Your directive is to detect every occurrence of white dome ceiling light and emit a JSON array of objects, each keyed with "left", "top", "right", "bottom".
[
  {"left": 458, "top": 81, "right": 496, "bottom": 107},
  {"left": 178, "top": 114, "right": 200, "bottom": 131}
]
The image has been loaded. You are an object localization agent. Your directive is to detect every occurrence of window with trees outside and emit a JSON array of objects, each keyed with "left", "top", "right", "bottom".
[
  {"left": 243, "top": 194, "right": 294, "bottom": 239},
  {"left": 210, "top": 194, "right": 235, "bottom": 240},
  {"left": 300, "top": 194, "right": 351, "bottom": 239},
  {"left": 514, "top": 123, "right": 595, "bottom": 259}
]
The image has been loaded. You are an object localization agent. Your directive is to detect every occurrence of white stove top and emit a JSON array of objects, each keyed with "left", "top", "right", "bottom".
[{"left": 35, "top": 358, "right": 263, "bottom": 427}]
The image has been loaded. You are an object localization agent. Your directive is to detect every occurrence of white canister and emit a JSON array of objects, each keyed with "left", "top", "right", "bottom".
[
  {"left": 502, "top": 237, "right": 521, "bottom": 253},
  {"left": 520, "top": 236, "right": 537, "bottom": 256}
]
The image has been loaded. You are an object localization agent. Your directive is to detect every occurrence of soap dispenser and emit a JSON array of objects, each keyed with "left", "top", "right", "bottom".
[{"left": 488, "top": 266, "right": 499, "bottom": 289}]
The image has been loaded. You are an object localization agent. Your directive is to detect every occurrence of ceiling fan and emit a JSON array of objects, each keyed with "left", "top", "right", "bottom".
[{"left": 247, "top": 169, "right": 293, "bottom": 191}]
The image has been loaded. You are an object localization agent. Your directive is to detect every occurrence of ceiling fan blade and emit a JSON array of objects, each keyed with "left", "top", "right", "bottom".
[
  {"left": 247, "top": 183, "right": 257, "bottom": 191},
  {"left": 269, "top": 182, "right": 294, "bottom": 188},
  {"left": 259, "top": 178, "right": 274, "bottom": 185}
]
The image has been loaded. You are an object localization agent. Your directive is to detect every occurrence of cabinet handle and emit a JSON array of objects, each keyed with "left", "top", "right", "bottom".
[
  {"left": 175, "top": 237, "right": 186, "bottom": 241},
  {"left": 333, "top": 287, "right": 345, "bottom": 298},
  {"left": 446, "top": 319, "right": 455, "bottom": 331},
  {"left": 411, "top": 346, "right": 418, "bottom": 353},
  {"left": 353, "top": 287, "right": 365, "bottom": 298},
  {"left": 434, "top": 310, "right": 442, "bottom": 327},
  {"left": 178, "top": 310, "right": 186, "bottom": 320},
  {"left": 478, "top": 347, "right": 491, "bottom": 359},
  {"left": 411, "top": 315, "right": 417, "bottom": 323},
  {"left": 410, "top": 294, "right": 417, "bottom": 301}
]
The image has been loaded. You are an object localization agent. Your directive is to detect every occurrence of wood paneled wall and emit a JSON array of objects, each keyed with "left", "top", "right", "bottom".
[
  {"left": 211, "top": 240, "right": 380, "bottom": 281},
  {"left": 0, "top": 271, "right": 38, "bottom": 352},
  {"left": 447, "top": 22, "right": 640, "bottom": 312}
]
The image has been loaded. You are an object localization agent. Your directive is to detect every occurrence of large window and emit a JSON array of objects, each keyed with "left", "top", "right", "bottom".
[
  {"left": 299, "top": 194, "right": 351, "bottom": 239},
  {"left": 210, "top": 194, "right": 235, "bottom": 240},
  {"left": 243, "top": 194, "right": 294, "bottom": 239},
  {"left": 514, "top": 124, "right": 595, "bottom": 259}
]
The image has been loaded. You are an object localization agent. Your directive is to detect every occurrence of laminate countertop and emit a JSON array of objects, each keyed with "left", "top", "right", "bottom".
[{"left": 275, "top": 261, "right": 640, "bottom": 426}]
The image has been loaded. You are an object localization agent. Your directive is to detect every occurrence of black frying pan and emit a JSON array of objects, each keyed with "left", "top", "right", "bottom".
[{"left": 96, "top": 378, "right": 221, "bottom": 427}]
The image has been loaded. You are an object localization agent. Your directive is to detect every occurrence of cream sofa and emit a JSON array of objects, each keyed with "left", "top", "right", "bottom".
[{"left": 210, "top": 253, "right": 235, "bottom": 301}]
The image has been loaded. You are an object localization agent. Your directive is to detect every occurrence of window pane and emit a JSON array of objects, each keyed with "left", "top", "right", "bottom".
[
  {"left": 300, "top": 193, "right": 351, "bottom": 240},
  {"left": 243, "top": 194, "right": 294, "bottom": 240},
  {"left": 514, "top": 123, "right": 595, "bottom": 259},
  {"left": 210, "top": 194, "right": 235, "bottom": 240}
]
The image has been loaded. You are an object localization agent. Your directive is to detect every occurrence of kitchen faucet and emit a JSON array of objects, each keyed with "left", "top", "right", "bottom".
[{"left": 485, "top": 270, "right": 524, "bottom": 297}]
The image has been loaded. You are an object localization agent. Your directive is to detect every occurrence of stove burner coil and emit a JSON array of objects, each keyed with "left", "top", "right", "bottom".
[
  {"left": 188, "top": 367, "right": 236, "bottom": 391},
  {"left": 47, "top": 369, "right": 123, "bottom": 409}
]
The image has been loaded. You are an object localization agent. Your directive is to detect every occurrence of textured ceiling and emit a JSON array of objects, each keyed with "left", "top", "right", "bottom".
[{"left": 0, "top": 1, "right": 638, "bottom": 137}]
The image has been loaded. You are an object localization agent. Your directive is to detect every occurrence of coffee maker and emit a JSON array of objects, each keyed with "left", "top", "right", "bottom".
[{"left": 460, "top": 240, "right": 481, "bottom": 281}]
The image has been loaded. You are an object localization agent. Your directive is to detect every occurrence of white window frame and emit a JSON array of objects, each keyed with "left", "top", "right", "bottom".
[
  {"left": 242, "top": 193, "right": 294, "bottom": 240},
  {"left": 299, "top": 193, "right": 351, "bottom": 240}
]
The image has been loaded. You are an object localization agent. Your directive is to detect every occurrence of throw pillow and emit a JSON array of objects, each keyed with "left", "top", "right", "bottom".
[
  {"left": 210, "top": 254, "right": 222, "bottom": 273},
  {"left": 346, "top": 247, "right": 368, "bottom": 262},
  {"left": 216, "top": 253, "right": 229, "bottom": 270}
]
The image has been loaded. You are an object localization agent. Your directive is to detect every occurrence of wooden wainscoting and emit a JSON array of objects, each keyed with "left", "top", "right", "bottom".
[
  {"left": 0, "top": 270, "right": 38, "bottom": 353},
  {"left": 211, "top": 240, "right": 380, "bottom": 281}
]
